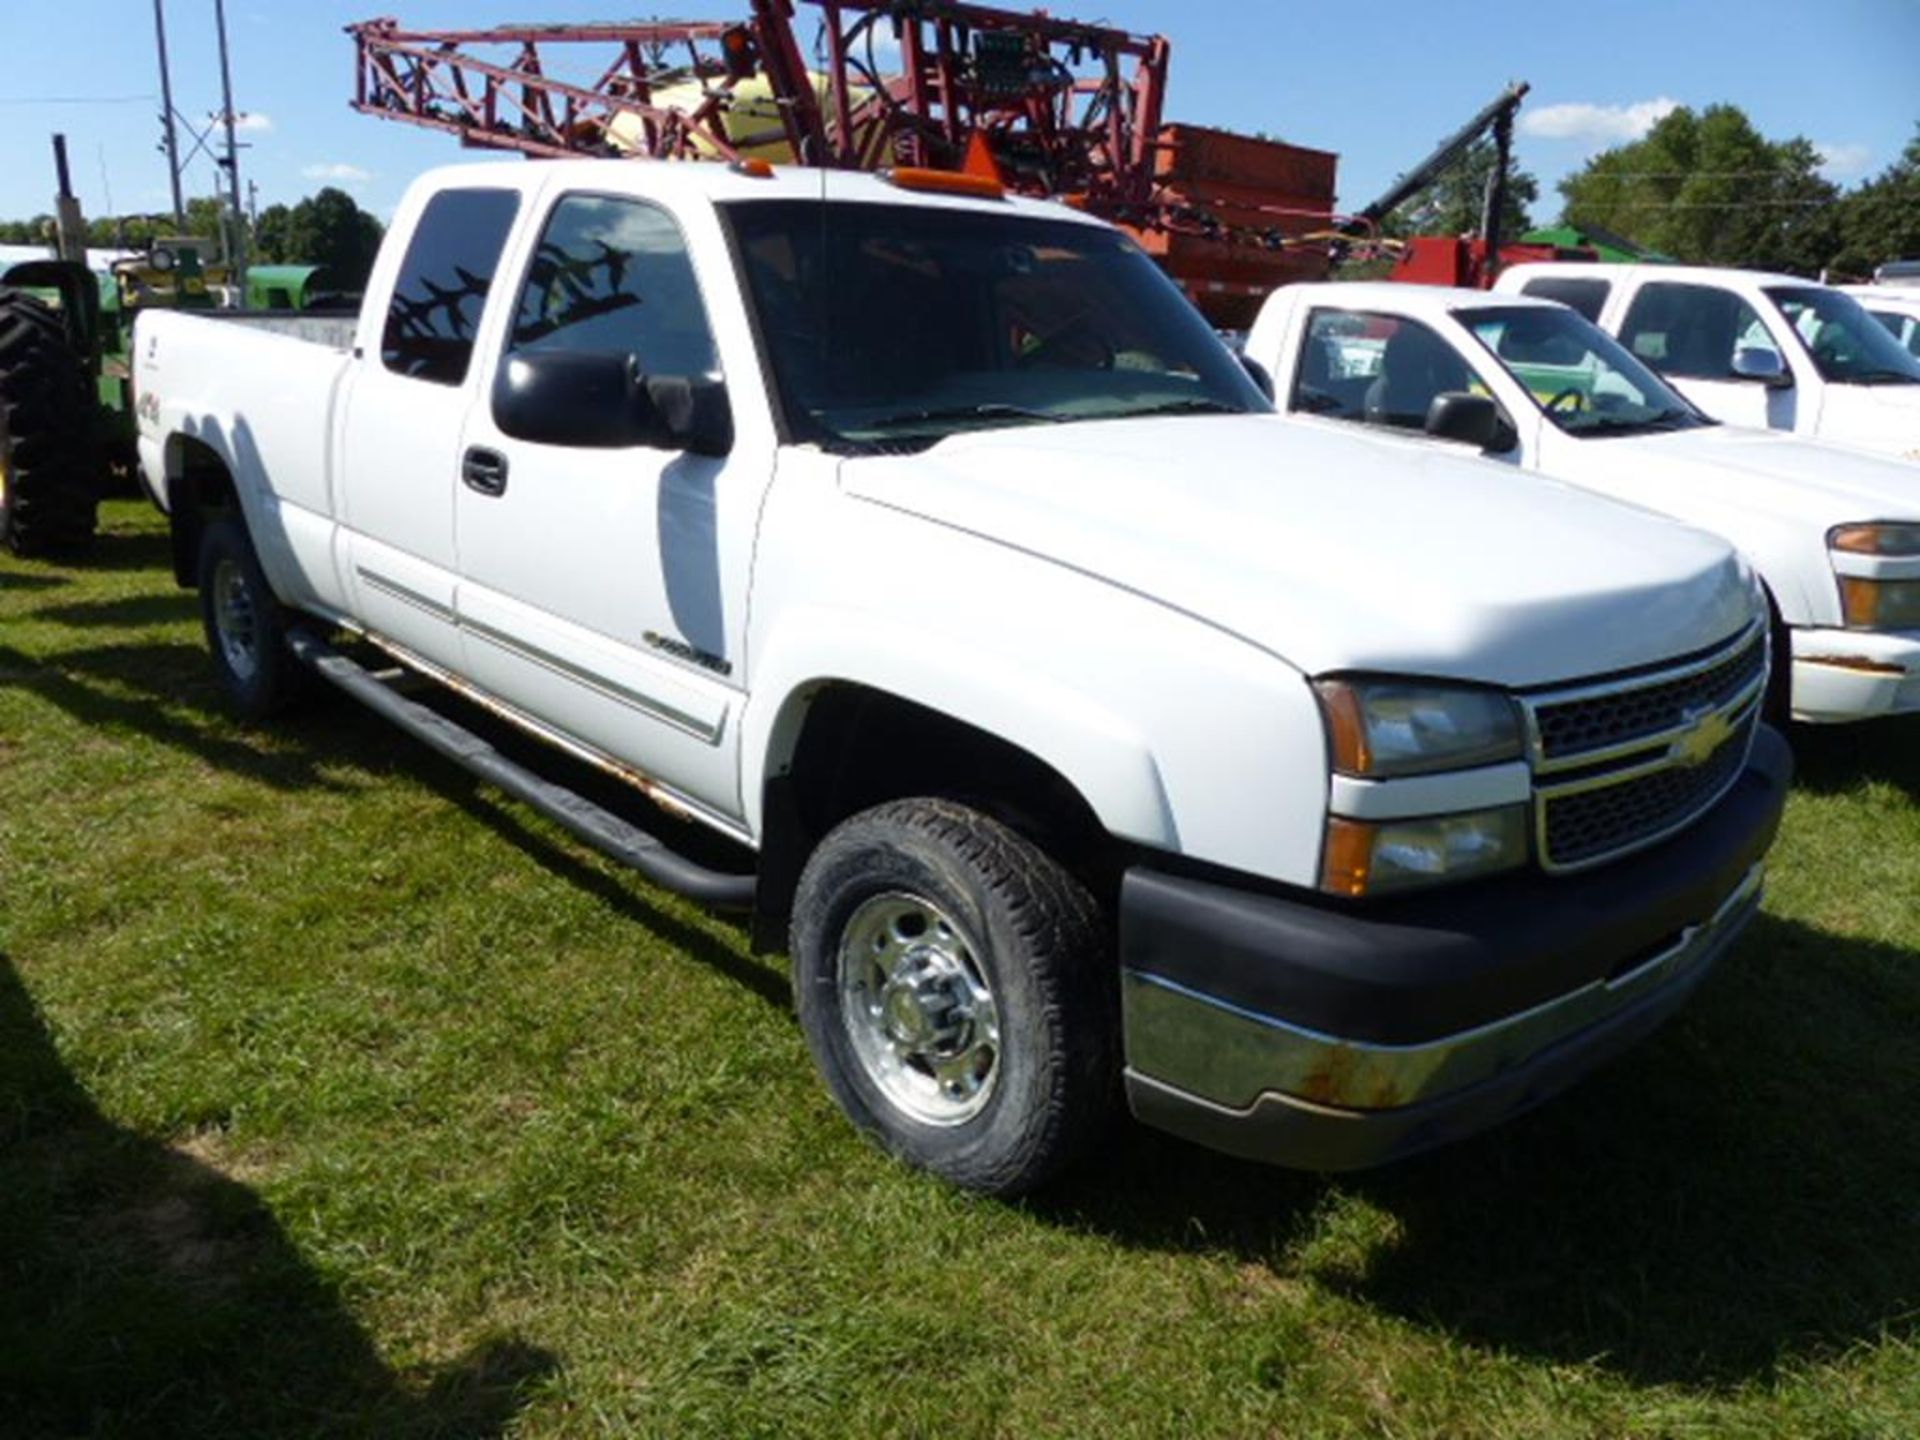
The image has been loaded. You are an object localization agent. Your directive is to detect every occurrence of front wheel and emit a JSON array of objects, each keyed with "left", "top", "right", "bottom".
[
  {"left": 195, "top": 515, "right": 312, "bottom": 720},
  {"left": 791, "top": 799, "right": 1117, "bottom": 1196}
]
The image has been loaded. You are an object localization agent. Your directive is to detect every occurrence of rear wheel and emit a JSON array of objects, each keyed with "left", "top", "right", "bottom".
[
  {"left": 195, "top": 515, "right": 312, "bottom": 720},
  {"left": 791, "top": 799, "right": 1117, "bottom": 1196},
  {"left": 0, "top": 286, "right": 99, "bottom": 557}
]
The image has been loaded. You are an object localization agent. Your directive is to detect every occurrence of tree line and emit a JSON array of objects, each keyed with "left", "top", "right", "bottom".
[
  {"left": 0, "top": 187, "right": 385, "bottom": 290},
  {"left": 1377, "top": 105, "right": 1918, "bottom": 278}
]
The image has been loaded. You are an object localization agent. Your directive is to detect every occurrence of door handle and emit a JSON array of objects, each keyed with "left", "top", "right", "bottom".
[{"left": 462, "top": 446, "right": 509, "bottom": 498}]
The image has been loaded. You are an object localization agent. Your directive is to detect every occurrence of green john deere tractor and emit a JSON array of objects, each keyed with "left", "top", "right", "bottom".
[{"left": 0, "top": 136, "right": 231, "bottom": 557}]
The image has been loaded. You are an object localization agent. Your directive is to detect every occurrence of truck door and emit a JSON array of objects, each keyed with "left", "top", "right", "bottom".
[
  {"left": 1614, "top": 280, "right": 1799, "bottom": 432},
  {"left": 337, "top": 187, "right": 521, "bottom": 673},
  {"left": 452, "top": 191, "right": 756, "bottom": 829}
]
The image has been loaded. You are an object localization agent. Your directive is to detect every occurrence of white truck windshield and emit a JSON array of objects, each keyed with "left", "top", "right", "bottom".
[
  {"left": 1458, "top": 305, "right": 1709, "bottom": 437},
  {"left": 1765, "top": 286, "right": 1920, "bottom": 386},
  {"left": 722, "top": 200, "right": 1268, "bottom": 451}
]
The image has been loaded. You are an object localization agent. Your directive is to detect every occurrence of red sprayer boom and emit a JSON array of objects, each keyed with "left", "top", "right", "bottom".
[{"left": 348, "top": 3, "right": 1343, "bottom": 325}]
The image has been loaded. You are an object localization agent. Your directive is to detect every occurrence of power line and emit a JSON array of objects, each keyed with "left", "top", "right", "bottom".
[{"left": 0, "top": 94, "right": 155, "bottom": 105}]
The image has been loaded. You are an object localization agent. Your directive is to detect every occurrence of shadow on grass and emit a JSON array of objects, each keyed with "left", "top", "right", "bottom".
[
  {"left": 422, "top": 764, "right": 789, "bottom": 1010},
  {"left": 0, "top": 639, "right": 364, "bottom": 796},
  {"left": 1039, "top": 912, "right": 1920, "bottom": 1391},
  {"left": 1, "top": 630, "right": 783, "bottom": 1009},
  {"left": 30, "top": 590, "right": 199, "bottom": 630},
  {"left": 76, "top": 525, "right": 175, "bottom": 575},
  {"left": 0, "top": 956, "right": 557, "bottom": 1437},
  {"left": 0, "top": 570, "right": 71, "bottom": 593},
  {"left": 1788, "top": 718, "right": 1920, "bottom": 798}
]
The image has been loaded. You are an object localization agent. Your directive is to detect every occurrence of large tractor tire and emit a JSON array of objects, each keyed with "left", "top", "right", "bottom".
[{"left": 0, "top": 286, "right": 100, "bottom": 558}]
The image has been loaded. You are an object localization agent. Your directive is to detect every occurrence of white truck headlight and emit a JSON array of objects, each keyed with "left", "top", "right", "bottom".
[
  {"left": 1315, "top": 678, "right": 1524, "bottom": 777},
  {"left": 1830, "top": 522, "right": 1920, "bottom": 556},
  {"left": 1322, "top": 806, "right": 1530, "bottom": 897},
  {"left": 1839, "top": 578, "right": 1920, "bottom": 630}
]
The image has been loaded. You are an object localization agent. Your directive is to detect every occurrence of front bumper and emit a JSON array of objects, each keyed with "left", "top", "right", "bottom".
[
  {"left": 1790, "top": 627, "right": 1920, "bottom": 723},
  {"left": 1120, "top": 725, "right": 1791, "bottom": 1171}
]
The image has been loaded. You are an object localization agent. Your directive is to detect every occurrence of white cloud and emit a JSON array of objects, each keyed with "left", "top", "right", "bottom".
[
  {"left": 1519, "top": 97, "right": 1680, "bottom": 151},
  {"left": 303, "top": 162, "right": 371, "bottom": 183},
  {"left": 210, "top": 110, "right": 273, "bottom": 133},
  {"left": 1816, "top": 142, "right": 1872, "bottom": 179}
]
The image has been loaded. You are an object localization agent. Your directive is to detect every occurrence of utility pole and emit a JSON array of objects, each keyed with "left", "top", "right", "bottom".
[
  {"left": 152, "top": 0, "right": 186, "bottom": 228},
  {"left": 213, "top": 0, "right": 248, "bottom": 307}
]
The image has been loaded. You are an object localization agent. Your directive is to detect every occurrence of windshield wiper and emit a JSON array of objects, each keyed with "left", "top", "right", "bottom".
[
  {"left": 1571, "top": 409, "right": 1701, "bottom": 436},
  {"left": 863, "top": 402, "right": 1065, "bottom": 433},
  {"left": 1114, "top": 397, "right": 1247, "bottom": 418}
]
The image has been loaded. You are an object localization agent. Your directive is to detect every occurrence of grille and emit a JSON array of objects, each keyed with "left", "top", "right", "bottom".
[
  {"left": 1543, "top": 713, "right": 1755, "bottom": 868},
  {"left": 1533, "top": 632, "right": 1766, "bottom": 763}
]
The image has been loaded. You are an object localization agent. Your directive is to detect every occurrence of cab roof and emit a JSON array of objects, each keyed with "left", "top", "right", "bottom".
[{"left": 403, "top": 156, "right": 1107, "bottom": 226}]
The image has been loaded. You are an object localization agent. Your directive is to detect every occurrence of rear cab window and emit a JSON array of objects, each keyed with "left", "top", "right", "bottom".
[
  {"left": 1518, "top": 275, "right": 1611, "bottom": 324},
  {"left": 380, "top": 187, "right": 522, "bottom": 385}
]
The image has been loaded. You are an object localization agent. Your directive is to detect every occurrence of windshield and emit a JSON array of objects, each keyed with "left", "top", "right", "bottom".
[
  {"left": 1765, "top": 286, "right": 1920, "bottom": 385},
  {"left": 721, "top": 200, "right": 1269, "bottom": 451},
  {"left": 1457, "top": 304, "right": 1710, "bottom": 436}
]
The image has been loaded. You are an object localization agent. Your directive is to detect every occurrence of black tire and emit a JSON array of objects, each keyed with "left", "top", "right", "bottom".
[
  {"left": 791, "top": 798, "right": 1118, "bottom": 1196},
  {"left": 195, "top": 515, "right": 312, "bottom": 720},
  {"left": 0, "top": 286, "right": 99, "bottom": 557},
  {"left": 1762, "top": 590, "right": 1793, "bottom": 731}
]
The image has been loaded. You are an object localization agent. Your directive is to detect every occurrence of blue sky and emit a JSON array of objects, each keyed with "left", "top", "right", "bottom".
[{"left": 2, "top": 0, "right": 1914, "bottom": 227}]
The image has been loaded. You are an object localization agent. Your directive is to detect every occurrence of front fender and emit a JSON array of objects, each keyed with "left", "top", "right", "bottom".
[{"left": 741, "top": 605, "right": 1177, "bottom": 850}]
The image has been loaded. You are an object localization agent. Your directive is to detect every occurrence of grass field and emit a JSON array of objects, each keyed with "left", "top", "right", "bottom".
[{"left": 4, "top": 500, "right": 1919, "bottom": 1438}]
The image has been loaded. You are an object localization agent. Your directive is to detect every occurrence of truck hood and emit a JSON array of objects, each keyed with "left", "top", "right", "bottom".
[
  {"left": 840, "top": 415, "right": 1753, "bottom": 688},
  {"left": 1562, "top": 424, "right": 1920, "bottom": 530},
  {"left": 1815, "top": 383, "right": 1920, "bottom": 463}
]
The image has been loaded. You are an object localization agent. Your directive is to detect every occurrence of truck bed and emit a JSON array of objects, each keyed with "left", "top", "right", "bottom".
[{"left": 190, "top": 309, "right": 358, "bottom": 351}]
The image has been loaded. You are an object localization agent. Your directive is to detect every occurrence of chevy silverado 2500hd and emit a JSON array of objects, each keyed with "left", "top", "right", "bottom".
[
  {"left": 136, "top": 160, "right": 1789, "bottom": 1193},
  {"left": 1247, "top": 282, "right": 1920, "bottom": 723}
]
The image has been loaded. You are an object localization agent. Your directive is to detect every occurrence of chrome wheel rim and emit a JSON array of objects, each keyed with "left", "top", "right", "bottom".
[
  {"left": 211, "top": 557, "right": 261, "bottom": 682},
  {"left": 838, "top": 892, "right": 1000, "bottom": 1126}
]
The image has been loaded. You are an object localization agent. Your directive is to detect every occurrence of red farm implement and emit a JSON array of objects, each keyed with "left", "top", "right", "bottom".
[{"left": 347, "top": 2, "right": 1344, "bottom": 325}]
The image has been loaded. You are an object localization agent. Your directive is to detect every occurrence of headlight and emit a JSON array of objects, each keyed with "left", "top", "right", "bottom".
[
  {"left": 1321, "top": 806, "right": 1530, "bottom": 897},
  {"left": 1315, "top": 678, "right": 1524, "bottom": 777},
  {"left": 1839, "top": 577, "right": 1920, "bottom": 630},
  {"left": 1830, "top": 523, "right": 1920, "bottom": 556}
]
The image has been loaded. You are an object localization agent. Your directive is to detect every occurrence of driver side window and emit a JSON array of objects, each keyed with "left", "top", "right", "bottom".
[
  {"left": 507, "top": 194, "right": 719, "bottom": 379},
  {"left": 1619, "top": 282, "right": 1776, "bottom": 381},
  {"left": 1291, "top": 309, "right": 1480, "bottom": 431}
]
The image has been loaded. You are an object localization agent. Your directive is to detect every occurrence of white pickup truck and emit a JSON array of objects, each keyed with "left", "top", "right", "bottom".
[
  {"left": 1844, "top": 286, "right": 1920, "bottom": 362},
  {"left": 1491, "top": 262, "right": 1920, "bottom": 463},
  {"left": 1246, "top": 282, "right": 1920, "bottom": 723},
  {"left": 134, "top": 159, "right": 1788, "bottom": 1193}
]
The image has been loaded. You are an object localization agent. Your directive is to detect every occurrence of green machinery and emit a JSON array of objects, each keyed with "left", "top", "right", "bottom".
[{"left": 0, "top": 135, "right": 340, "bottom": 556}]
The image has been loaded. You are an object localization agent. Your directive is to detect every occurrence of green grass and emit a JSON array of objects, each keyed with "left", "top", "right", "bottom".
[{"left": 4, "top": 500, "right": 1919, "bottom": 1438}]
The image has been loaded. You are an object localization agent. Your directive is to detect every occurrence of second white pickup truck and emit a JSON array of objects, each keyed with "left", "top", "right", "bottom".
[
  {"left": 1247, "top": 282, "right": 1920, "bottom": 724},
  {"left": 1494, "top": 262, "right": 1920, "bottom": 463},
  {"left": 135, "top": 159, "right": 1787, "bottom": 1193}
]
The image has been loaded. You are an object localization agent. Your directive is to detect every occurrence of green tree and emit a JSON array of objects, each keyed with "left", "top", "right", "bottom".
[
  {"left": 1557, "top": 104, "right": 1839, "bottom": 272},
  {"left": 254, "top": 203, "right": 294, "bottom": 264},
  {"left": 1830, "top": 126, "right": 1920, "bottom": 277},
  {"left": 282, "top": 188, "right": 383, "bottom": 289},
  {"left": 1392, "top": 137, "right": 1539, "bottom": 240}
]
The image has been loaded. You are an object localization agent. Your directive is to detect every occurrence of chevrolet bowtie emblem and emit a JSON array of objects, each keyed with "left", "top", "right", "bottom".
[{"left": 1671, "top": 707, "right": 1734, "bottom": 768}]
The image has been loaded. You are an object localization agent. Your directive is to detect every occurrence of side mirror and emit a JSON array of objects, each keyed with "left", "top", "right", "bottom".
[
  {"left": 493, "top": 350, "right": 733, "bottom": 455},
  {"left": 1731, "top": 346, "right": 1793, "bottom": 389},
  {"left": 1425, "top": 391, "right": 1518, "bottom": 452}
]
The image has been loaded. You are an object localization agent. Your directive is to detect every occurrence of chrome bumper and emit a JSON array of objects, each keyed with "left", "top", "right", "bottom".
[{"left": 1123, "top": 862, "right": 1765, "bottom": 1170}]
